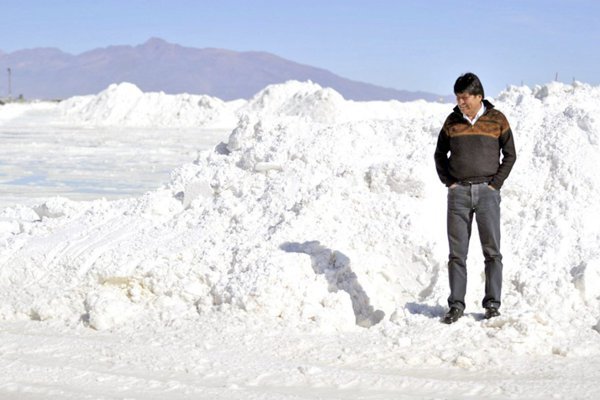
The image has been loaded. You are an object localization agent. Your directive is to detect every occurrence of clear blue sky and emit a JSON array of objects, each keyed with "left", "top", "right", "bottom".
[{"left": 2, "top": 0, "right": 599, "bottom": 97}]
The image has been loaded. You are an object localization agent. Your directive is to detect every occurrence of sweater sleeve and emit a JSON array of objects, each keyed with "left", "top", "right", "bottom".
[
  {"left": 434, "top": 128, "right": 453, "bottom": 186},
  {"left": 489, "top": 127, "right": 517, "bottom": 189}
]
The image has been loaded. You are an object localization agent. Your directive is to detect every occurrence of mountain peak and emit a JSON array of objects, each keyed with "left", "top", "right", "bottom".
[
  {"left": 141, "top": 37, "right": 171, "bottom": 47},
  {"left": 136, "top": 37, "right": 180, "bottom": 53}
]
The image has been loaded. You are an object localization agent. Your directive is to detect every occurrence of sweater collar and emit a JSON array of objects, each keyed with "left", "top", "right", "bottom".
[{"left": 453, "top": 99, "right": 495, "bottom": 115}]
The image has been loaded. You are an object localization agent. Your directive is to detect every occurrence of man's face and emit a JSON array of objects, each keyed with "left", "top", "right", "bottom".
[{"left": 456, "top": 92, "right": 483, "bottom": 118}]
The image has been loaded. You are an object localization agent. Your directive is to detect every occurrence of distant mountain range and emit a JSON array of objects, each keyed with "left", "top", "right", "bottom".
[{"left": 0, "top": 38, "right": 450, "bottom": 102}]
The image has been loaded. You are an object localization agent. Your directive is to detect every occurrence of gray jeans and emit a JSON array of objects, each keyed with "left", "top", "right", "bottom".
[{"left": 446, "top": 182, "right": 502, "bottom": 310}]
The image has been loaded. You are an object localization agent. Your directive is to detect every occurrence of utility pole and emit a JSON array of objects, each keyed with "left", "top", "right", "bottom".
[{"left": 7, "top": 67, "right": 11, "bottom": 99}]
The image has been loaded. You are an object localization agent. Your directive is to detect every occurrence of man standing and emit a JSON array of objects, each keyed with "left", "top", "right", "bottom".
[{"left": 434, "top": 72, "right": 516, "bottom": 324}]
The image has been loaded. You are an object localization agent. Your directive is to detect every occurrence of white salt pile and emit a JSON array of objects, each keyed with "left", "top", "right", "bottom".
[
  {"left": 0, "top": 80, "right": 599, "bottom": 370},
  {"left": 58, "top": 82, "right": 243, "bottom": 128}
]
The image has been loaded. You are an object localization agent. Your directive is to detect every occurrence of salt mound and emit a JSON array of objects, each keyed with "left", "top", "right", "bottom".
[
  {"left": 241, "top": 80, "right": 347, "bottom": 123},
  {"left": 59, "top": 82, "right": 241, "bottom": 128},
  {"left": 1, "top": 81, "right": 599, "bottom": 360},
  {"left": 241, "top": 80, "right": 451, "bottom": 124},
  {"left": 0, "top": 96, "right": 448, "bottom": 331}
]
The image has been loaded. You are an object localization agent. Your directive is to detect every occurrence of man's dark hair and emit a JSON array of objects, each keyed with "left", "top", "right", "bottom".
[{"left": 454, "top": 72, "right": 485, "bottom": 97}]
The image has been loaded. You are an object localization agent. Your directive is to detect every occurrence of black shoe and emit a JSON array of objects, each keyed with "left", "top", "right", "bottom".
[
  {"left": 484, "top": 307, "right": 501, "bottom": 319},
  {"left": 442, "top": 307, "right": 464, "bottom": 324}
]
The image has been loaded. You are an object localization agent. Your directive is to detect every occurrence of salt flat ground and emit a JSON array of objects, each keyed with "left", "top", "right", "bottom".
[
  {"left": 2, "top": 316, "right": 599, "bottom": 400},
  {"left": 0, "top": 126, "right": 229, "bottom": 208}
]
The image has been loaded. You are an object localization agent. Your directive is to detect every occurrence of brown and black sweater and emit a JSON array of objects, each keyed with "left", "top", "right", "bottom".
[{"left": 434, "top": 99, "right": 516, "bottom": 189}]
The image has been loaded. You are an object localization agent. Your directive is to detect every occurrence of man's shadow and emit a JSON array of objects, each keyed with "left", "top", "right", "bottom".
[
  {"left": 404, "top": 302, "right": 446, "bottom": 318},
  {"left": 280, "top": 241, "right": 385, "bottom": 328}
]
